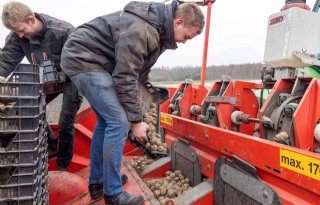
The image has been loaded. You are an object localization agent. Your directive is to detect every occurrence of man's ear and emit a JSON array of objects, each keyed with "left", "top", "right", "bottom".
[
  {"left": 28, "top": 16, "right": 36, "bottom": 25},
  {"left": 173, "top": 18, "right": 184, "bottom": 28}
]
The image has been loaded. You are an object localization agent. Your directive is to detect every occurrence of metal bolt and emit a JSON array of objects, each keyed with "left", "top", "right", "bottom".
[
  {"left": 263, "top": 190, "right": 268, "bottom": 198},
  {"left": 205, "top": 134, "right": 209, "bottom": 139},
  {"left": 223, "top": 169, "right": 227, "bottom": 175},
  {"left": 207, "top": 164, "right": 211, "bottom": 170}
]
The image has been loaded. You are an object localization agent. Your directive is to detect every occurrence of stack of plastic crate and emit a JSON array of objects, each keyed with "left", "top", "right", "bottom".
[{"left": 0, "top": 64, "right": 48, "bottom": 205}]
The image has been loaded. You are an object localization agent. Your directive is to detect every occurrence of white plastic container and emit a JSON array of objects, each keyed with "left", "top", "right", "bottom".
[{"left": 263, "top": 7, "right": 320, "bottom": 68}]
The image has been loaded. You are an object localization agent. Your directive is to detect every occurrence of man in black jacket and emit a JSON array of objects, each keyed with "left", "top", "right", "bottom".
[
  {"left": 0, "top": 1, "right": 82, "bottom": 171},
  {"left": 61, "top": 1, "right": 205, "bottom": 204}
]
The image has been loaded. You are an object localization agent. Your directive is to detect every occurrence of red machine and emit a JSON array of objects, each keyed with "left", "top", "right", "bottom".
[
  {"left": 198, "top": 78, "right": 262, "bottom": 135},
  {"left": 47, "top": 0, "right": 320, "bottom": 205}
]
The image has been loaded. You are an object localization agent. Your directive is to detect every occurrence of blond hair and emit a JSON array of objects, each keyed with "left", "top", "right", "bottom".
[
  {"left": 2, "top": 1, "right": 34, "bottom": 30},
  {"left": 174, "top": 3, "right": 205, "bottom": 34}
]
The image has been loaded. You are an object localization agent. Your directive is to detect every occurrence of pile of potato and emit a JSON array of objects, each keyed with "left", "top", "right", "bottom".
[
  {"left": 146, "top": 170, "right": 191, "bottom": 204},
  {"left": 129, "top": 156, "right": 154, "bottom": 172},
  {"left": 143, "top": 103, "right": 168, "bottom": 153}
]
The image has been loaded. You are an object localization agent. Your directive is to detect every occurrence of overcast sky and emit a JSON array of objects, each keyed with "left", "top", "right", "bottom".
[{"left": 0, "top": 0, "right": 317, "bottom": 67}]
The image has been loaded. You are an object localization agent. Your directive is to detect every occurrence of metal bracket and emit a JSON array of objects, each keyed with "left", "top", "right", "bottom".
[
  {"left": 214, "top": 156, "right": 282, "bottom": 205},
  {"left": 171, "top": 140, "right": 201, "bottom": 187},
  {"left": 293, "top": 51, "right": 320, "bottom": 66}
]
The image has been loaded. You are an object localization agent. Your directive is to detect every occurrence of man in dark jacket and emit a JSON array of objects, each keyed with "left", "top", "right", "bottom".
[
  {"left": 0, "top": 1, "right": 82, "bottom": 171},
  {"left": 61, "top": 1, "right": 204, "bottom": 204}
]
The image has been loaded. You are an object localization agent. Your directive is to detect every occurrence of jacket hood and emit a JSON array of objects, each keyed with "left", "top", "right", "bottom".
[{"left": 123, "top": 1, "right": 178, "bottom": 50}]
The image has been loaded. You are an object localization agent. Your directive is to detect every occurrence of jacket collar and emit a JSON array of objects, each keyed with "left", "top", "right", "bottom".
[
  {"left": 160, "top": 1, "right": 178, "bottom": 50},
  {"left": 30, "top": 13, "right": 47, "bottom": 45}
]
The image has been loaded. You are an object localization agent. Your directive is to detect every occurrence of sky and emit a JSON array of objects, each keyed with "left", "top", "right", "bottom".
[{"left": 0, "top": 0, "right": 317, "bottom": 67}]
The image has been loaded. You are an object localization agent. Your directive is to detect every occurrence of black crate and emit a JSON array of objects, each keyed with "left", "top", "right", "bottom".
[
  {"left": 0, "top": 96, "right": 44, "bottom": 116},
  {"left": 0, "top": 175, "right": 40, "bottom": 200},
  {"left": 7, "top": 64, "right": 40, "bottom": 83},
  {"left": 0, "top": 137, "right": 48, "bottom": 186},
  {"left": 0, "top": 166, "right": 38, "bottom": 186},
  {"left": 11, "top": 64, "right": 39, "bottom": 74},
  {"left": 0, "top": 83, "right": 42, "bottom": 98},
  {"left": 0, "top": 113, "right": 45, "bottom": 132},
  {"left": 13, "top": 97, "right": 43, "bottom": 107},
  {"left": 0, "top": 142, "right": 44, "bottom": 167},
  {"left": 9, "top": 73, "right": 39, "bottom": 85},
  {"left": 41, "top": 59, "right": 63, "bottom": 94},
  {"left": 0, "top": 121, "right": 47, "bottom": 146},
  {"left": 0, "top": 95, "right": 45, "bottom": 118},
  {"left": 4, "top": 106, "right": 41, "bottom": 118}
]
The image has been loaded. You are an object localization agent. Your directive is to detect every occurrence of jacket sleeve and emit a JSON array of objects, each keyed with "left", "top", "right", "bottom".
[
  {"left": 112, "top": 26, "right": 152, "bottom": 123},
  {"left": 0, "top": 32, "right": 25, "bottom": 77}
]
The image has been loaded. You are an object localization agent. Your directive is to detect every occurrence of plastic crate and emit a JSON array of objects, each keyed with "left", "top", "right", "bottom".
[
  {"left": 12, "top": 97, "right": 43, "bottom": 107},
  {"left": 0, "top": 121, "right": 47, "bottom": 146},
  {"left": 0, "top": 175, "right": 41, "bottom": 200},
  {"left": 0, "top": 113, "right": 45, "bottom": 132},
  {"left": 0, "top": 83, "right": 42, "bottom": 98},
  {"left": 0, "top": 192, "right": 48, "bottom": 205},
  {"left": 0, "top": 95, "right": 45, "bottom": 118},
  {"left": 7, "top": 64, "right": 40, "bottom": 83},
  {"left": 40, "top": 59, "right": 63, "bottom": 94},
  {"left": 137, "top": 82, "right": 169, "bottom": 113},
  {"left": 10, "top": 64, "right": 39, "bottom": 74},
  {"left": 0, "top": 137, "right": 48, "bottom": 187},
  {"left": 0, "top": 96, "right": 44, "bottom": 116},
  {"left": 0, "top": 141, "right": 45, "bottom": 167}
]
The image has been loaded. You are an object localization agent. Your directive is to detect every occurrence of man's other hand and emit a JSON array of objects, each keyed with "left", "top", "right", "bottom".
[
  {"left": 0, "top": 76, "right": 7, "bottom": 83},
  {"left": 131, "top": 122, "right": 149, "bottom": 144}
]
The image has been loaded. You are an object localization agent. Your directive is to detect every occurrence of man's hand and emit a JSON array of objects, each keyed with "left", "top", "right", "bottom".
[
  {"left": 0, "top": 76, "right": 7, "bottom": 83},
  {"left": 131, "top": 122, "right": 149, "bottom": 144},
  {"left": 147, "top": 73, "right": 151, "bottom": 81}
]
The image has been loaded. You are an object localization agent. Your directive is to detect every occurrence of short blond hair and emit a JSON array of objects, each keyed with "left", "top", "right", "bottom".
[
  {"left": 2, "top": 1, "right": 34, "bottom": 30},
  {"left": 174, "top": 3, "right": 205, "bottom": 34}
]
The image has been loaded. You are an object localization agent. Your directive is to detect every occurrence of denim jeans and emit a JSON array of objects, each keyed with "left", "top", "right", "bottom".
[
  {"left": 46, "top": 81, "right": 82, "bottom": 167},
  {"left": 71, "top": 71, "right": 130, "bottom": 196}
]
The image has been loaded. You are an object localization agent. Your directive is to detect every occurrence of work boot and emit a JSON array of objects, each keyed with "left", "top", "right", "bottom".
[
  {"left": 57, "top": 164, "right": 67, "bottom": 172},
  {"left": 89, "top": 174, "right": 129, "bottom": 200},
  {"left": 104, "top": 191, "right": 144, "bottom": 205},
  {"left": 89, "top": 183, "right": 103, "bottom": 199}
]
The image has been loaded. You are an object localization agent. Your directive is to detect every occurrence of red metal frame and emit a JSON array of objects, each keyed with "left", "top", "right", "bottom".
[
  {"left": 161, "top": 113, "right": 320, "bottom": 204},
  {"left": 47, "top": 0, "right": 320, "bottom": 204},
  {"left": 259, "top": 78, "right": 320, "bottom": 151},
  {"left": 200, "top": 0, "right": 213, "bottom": 86},
  {"left": 201, "top": 81, "right": 262, "bottom": 135},
  {"left": 167, "top": 83, "right": 208, "bottom": 119}
]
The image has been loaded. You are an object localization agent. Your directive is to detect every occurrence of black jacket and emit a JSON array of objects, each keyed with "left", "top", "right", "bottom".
[
  {"left": 0, "top": 13, "right": 73, "bottom": 77},
  {"left": 61, "top": 1, "right": 178, "bottom": 123}
]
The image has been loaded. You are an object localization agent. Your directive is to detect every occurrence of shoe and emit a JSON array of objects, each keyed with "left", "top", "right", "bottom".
[
  {"left": 89, "top": 183, "right": 103, "bottom": 199},
  {"left": 104, "top": 191, "right": 144, "bottom": 205},
  {"left": 89, "top": 174, "right": 129, "bottom": 199},
  {"left": 121, "top": 173, "right": 128, "bottom": 185},
  {"left": 57, "top": 164, "right": 67, "bottom": 172}
]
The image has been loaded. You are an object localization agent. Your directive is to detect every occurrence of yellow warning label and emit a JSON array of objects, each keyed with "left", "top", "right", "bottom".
[
  {"left": 160, "top": 114, "right": 173, "bottom": 126},
  {"left": 280, "top": 149, "right": 320, "bottom": 181}
]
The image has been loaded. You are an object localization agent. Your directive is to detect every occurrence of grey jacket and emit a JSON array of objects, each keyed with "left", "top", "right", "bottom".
[
  {"left": 61, "top": 1, "right": 178, "bottom": 123},
  {"left": 0, "top": 13, "right": 73, "bottom": 77}
]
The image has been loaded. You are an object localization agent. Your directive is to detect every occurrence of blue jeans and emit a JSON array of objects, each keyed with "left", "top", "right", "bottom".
[{"left": 71, "top": 71, "right": 130, "bottom": 196}]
